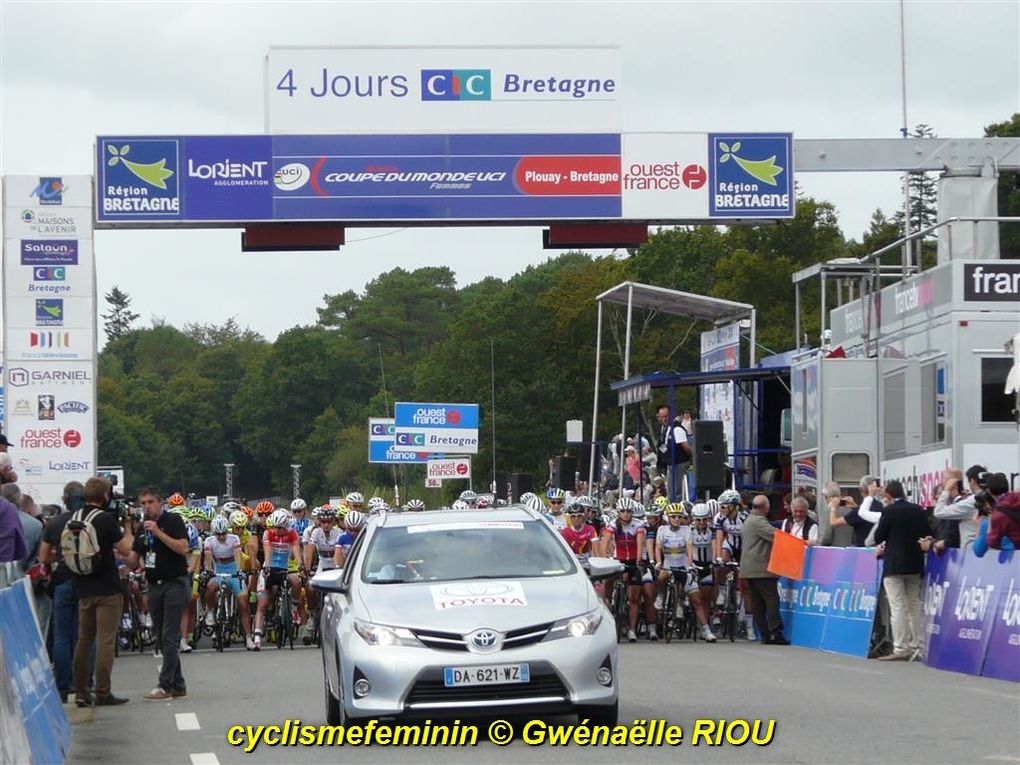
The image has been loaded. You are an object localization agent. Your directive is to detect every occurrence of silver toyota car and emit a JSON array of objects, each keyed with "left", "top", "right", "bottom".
[{"left": 312, "top": 506, "right": 622, "bottom": 725}]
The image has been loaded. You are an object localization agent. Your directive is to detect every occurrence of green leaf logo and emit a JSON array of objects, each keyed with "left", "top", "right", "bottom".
[
  {"left": 719, "top": 143, "right": 783, "bottom": 186},
  {"left": 107, "top": 144, "right": 174, "bottom": 190}
]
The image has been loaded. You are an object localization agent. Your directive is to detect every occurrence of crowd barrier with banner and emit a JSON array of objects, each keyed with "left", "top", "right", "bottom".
[
  {"left": 921, "top": 548, "right": 1019, "bottom": 682},
  {"left": 776, "top": 546, "right": 883, "bottom": 658},
  {"left": 0, "top": 564, "right": 72, "bottom": 764}
]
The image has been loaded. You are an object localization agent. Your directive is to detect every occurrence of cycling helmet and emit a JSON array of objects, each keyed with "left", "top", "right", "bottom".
[
  {"left": 210, "top": 516, "right": 230, "bottom": 535},
  {"left": 691, "top": 502, "right": 711, "bottom": 520},
  {"left": 345, "top": 492, "right": 364, "bottom": 507},
  {"left": 167, "top": 493, "right": 185, "bottom": 507},
  {"left": 631, "top": 502, "right": 646, "bottom": 519},
  {"left": 290, "top": 498, "right": 307, "bottom": 512},
  {"left": 476, "top": 495, "right": 490, "bottom": 509},
  {"left": 573, "top": 495, "right": 595, "bottom": 510},
  {"left": 547, "top": 488, "right": 567, "bottom": 502},
  {"left": 615, "top": 497, "right": 638, "bottom": 512},
  {"left": 267, "top": 509, "right": 289, "bottom": 529},
  {"left": 565, "top": 502, "right": 587, "bottom": 516},
  {"left": 519, "top": 492, "right": 538, "bottom": 505},
  {"left": 228, "top": 510, "right": 248, "bottom": 528},
  {"left": 202, "top": 505, "right": 216, "bottom": 519},
  {"left": 524, "top": 494, "right": 546, "bottom": 514},
  {"left": 255, "top": 500, "right": 275, "bottom": 517},
  {"left": 718, "top": 489, "right": 742, "bottom": 506},
  {"left": 459, "top": 490, "right": 478, "bottom": 505},
  {"left": 665, "top": 502, "right": 688, "bottom": 517},
  {"left": 405, "top": 498, "right": 426, "bottom": 512},
  {"left": 222, "top": 501, "right": 241, "bottom": 514},
  {"left": 317, "top": 506, "right": 337, "bottom": 521},
  {"left": 345, "top": 510, "right": 365, "bottom": 529},
  {"left": 242, "top": 505, "right": 254, "bottom": 519},
  {"left": 646, "top": 504, "right": 663, "bottom": 517},
  {"left": 705, "top": 498, "right": 721, "bottom": 516},
  {"left": 451, "top": 500, "right": 469, "bottom": 510},
  {"left": 367, "top": 497, "right": 389, "bottom": 513},
  {"left": 653, "top": 495, "right": 669, "bottom": 509}
]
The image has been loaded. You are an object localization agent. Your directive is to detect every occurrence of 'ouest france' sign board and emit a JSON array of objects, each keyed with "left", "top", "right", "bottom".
[{"left": 393, "top": 403, "right": 479, "bottom": 454}]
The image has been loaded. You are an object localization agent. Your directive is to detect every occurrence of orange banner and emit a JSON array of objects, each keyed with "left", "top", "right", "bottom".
[{"left": 768, "top": 530, "right": 808, "bottom": 580}]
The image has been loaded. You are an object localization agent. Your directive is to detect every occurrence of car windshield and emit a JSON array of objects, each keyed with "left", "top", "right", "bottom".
[{"left": 360, "top": 519, "right": 577, "bottom": 583}]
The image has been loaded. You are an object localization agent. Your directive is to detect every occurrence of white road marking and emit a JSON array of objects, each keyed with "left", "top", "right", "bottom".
[
  {"left": 176, "top": 712, "right": 201, "bottom": 731},
  {"left": 965, "top": 686, "right": 1020, "bottom": 701},
  {"left": 984, "top": 755, "right": 1020, "bottom": 762},
  {"left": 190, "top": 754, "right": 220, "bottom": 765}
]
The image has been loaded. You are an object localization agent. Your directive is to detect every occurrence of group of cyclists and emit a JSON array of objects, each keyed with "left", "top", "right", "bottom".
[{"left": 117, "top": 486, "right": 753, "bottom": 652}]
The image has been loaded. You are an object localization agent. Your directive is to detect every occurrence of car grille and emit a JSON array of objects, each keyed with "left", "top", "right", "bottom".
[
  {"left": 405, "top": 665, "right": 568, "bottom": 706},
  {"left": 411, "top": 622, "right": 554, "bottom": 652}
]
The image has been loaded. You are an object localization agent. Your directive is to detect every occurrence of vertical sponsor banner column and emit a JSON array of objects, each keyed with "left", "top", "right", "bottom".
[
  {"left": 700, "top": 323, "right": 740, "bottom": 451},
  {"left": 2, "top": 175, "right": 97, "bottom": 505}
]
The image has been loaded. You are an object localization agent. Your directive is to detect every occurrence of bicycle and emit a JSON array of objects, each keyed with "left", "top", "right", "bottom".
[
  {"left": 117, "top": 571, "right": 151, "bottom": 654},
  {"left": 715, "top": 561, "right": 742, "bottom": 643},
  {"left": 270, "top": 573, "right": 299, "bottom": 650},
  {"left": 212, "top": 572, "right": 247, "bottom": 652},
  {"left": 607, "top": 574, "right": 629, "bottom": 643},
  {"left": 657, "top": 567, "right": 699, "bottom": 644}
]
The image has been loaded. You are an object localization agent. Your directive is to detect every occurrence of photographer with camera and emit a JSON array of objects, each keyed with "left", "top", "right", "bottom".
[
  {"left": 828, "top": 476, "right": 882, "bottom": 547},
  {"left": 972, "top": 473, "right": 1019, "bottom": 556},
  {"left": 931, "top": 465, "right": 985, "bottom": 549}
]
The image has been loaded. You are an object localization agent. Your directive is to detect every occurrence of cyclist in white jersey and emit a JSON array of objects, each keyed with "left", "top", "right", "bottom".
[
  {"left": 202, "top": 516, "right": 255, "bottom": 649},
  {"left": 712, "top": 490, "right": 754, "bottom": 636},
  {"left": 303, "top": 506, "right": 342, "bottom": 620},
  {"left": 655, "top": 503, "right": 716, "bottom": 642}
]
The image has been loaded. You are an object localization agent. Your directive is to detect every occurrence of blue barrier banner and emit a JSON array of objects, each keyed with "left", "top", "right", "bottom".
[
  {"left": 0, "top": 577, "right": 71, "bottom": 764},
  {"left": 778, "top": 546, "right": 882, "bottom": 658},
  {"left": 922, "top": 548, "right": 1018, "bottom": 680}
]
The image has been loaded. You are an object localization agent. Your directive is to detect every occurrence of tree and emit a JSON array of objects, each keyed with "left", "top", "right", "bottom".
[
  {"left": 101, "top": 286, "right": 140, "bottom": 342},
  {"left": 893, "top": 124, "right": 940, "bottom": 263}
]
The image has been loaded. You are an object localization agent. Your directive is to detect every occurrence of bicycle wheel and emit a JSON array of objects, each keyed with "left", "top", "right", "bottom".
[
  {"left": 613, "top": 580, "right": 629, "bottom": 643},
  {"left": 661, "top": 584, "right": 676, "bottom": 644},
  {"left": 276, "top": 590, "right": 290, "bottom": 650},
  {"left": 724, "top": 581, "right": 738, "bottom": 643}
]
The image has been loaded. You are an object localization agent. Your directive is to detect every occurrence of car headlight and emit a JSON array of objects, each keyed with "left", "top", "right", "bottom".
[
  {"left": 544, "top": 608, "right": 603, "bottom": 641},
  {"left": 353, "top": 620, "right": 423, "bottom": 647}
]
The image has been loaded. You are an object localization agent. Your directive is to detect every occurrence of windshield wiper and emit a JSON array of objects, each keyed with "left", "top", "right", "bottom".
[{"left": 369, "top": 578, "right": 410, "bottom": 584}]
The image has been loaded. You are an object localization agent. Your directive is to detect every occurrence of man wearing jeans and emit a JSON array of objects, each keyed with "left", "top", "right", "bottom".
[
  {"left": 873, "top": 480, "right": 930, "bottom": 661},
  {"left": 50, "top": 477, "right": 133, "bottom": 706},
  {"left": 129, "top": 487, "right": 189, "bottom": 700}
]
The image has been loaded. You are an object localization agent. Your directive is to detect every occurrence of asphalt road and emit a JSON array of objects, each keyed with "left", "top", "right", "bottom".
[{"left": 66, "top": 640, "right": 1019, "bottom": 765}]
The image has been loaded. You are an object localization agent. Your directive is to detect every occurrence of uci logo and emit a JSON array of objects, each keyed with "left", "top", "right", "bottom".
[
  {"left": 420, "top": 69, "right": 491, "bottom": 101},
  {"left": 395, "top": 433, "right": 426, "bottom": 446}
]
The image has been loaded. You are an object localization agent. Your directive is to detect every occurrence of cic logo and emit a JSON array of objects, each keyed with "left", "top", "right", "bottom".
[{"left": 421, "top": 69, "right": 491, "bottom": 101}]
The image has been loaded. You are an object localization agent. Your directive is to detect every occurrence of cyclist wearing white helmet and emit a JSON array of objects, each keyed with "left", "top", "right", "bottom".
[
  {"left": 252, "top": 509, "right": 304, "bottom": 650},
  {"left": 404, "top": 498, "right": 426, "bottom": 512},
  {"left": 333, "top": 510, "right": 365, "bottom": 568},
  {"left": 712, "top": 490, "right": 753, "bottom": 637},
  {"left": 345, "top": 492, "right": 365, "bottom": 511},
  {"left": 523, "top": 494, "right": 546, "bottom": 515},
  {"left": 458, "top": 490, "right": 478, "bottom": 508},
  {"left": 518, "top": 492, "right": 538, "bottom": 506},
  {"left": 600, "top": 497, "right": 657, "bottom": 642},
  {"left": 290, "top": 498, "right": 311, "bottom": 541},
  {"left": 655, "top": 503, "right": 716, "bottom": 642},
  {"left": 451, "top": 499, "right": 469, "bottom": 510},
  {"left": 202, "top": 515, "right": 255, "bottom": 648},
  {"left": 545, "top": 488, "right": 568, "bottom": 529}
]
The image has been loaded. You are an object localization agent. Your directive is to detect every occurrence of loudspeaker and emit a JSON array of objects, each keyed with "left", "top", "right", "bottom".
[
  {"left": 510, "top": 473, "right": 534, "bottom": 503},
  {"left": 575, "top": 443, "right": 593, "bottom": 477},
  {"left": 494, "top": 471, "right": 510, "bottom": 501},
  {"left": 555, "top": 456, "right": 577, "bottom": 491},
  {"left": 693, "top": 420, "right": 727, "bottom": 493}
]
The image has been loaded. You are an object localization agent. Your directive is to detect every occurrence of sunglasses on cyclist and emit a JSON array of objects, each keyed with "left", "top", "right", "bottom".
[{"left": 549, "top": 500, "right": 564, "bottom": 504}]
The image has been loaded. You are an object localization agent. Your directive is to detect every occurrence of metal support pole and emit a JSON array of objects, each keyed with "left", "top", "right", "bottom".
[
  {"left": 668, "top": 383, "right": 677, "bottom": 502},
  {"left": 291, "top": 464, "right": 301, "bottom": 500},
  {"left": 588, "top": 301, "right": 604, "bottom": 497},
  {"left": 490, "top": 338, "right": 497, "bottom": 495},
  {"left": 820, "top": 273, "right": 827, "bottom": 347},
  {"left": 618, "top": 285, "right": 635, "bottom": 494},
  {"left": 794, "top": 283, "right": 802, "bottom": 351},
  {"left": 224, "top": 463, "right": 235, "bottom": 499}
]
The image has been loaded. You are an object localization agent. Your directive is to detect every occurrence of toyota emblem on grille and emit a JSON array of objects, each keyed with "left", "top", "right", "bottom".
[{"left": 468, "top": 629, "right": 500, "bottom": 652}]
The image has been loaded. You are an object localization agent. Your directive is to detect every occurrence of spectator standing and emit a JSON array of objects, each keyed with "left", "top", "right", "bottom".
[
  {"left": 654, "top": 405, "right": 691, "bottom": 500},
  {"left": 739, "top": 494, "right": 789, "bottom": 645},
  {"left": 48, "top": 477, "right": 133, "bottom": 705},
  {"left": 130, "top": 487, "right": 190, "bottom": 701},
  {"left": 781, "top": 496, "right": 819, "bottom": 544},
  {"left": 973, "top": 474, "right": 1019, "bottom": 556},
  {"left": 828, "top": 477, "right": 882, "bottom": 547},
  {"left": 0, "top": 489, "right": 27, "bottom": 564},
  {"left": 933, "top": 465, "right": 986, "bottom": 548},
  {"left": 0, "top": 451, "right": 18, "bottom": 486},
  {"left": 873, "top": 480, "right": 930, "bottom": 661},
  {"left": 2, "top": 484, "right": 42, "bottom": 571},
  {"left": 38, "top": 482, "right": 86, "bottom": 702}
]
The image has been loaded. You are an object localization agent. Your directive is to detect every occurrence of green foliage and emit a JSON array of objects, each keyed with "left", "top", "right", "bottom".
[
  {"left": 985, "top": 113, "right": 1020, "bottom": 259},
  {"left": 101, "top": 286, "right": 140, "bottom": 343}
]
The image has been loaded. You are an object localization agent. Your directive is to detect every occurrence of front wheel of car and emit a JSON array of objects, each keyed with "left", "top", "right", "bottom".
[{"left": 577, "top": 699, "right": 618, "bottom": 727}]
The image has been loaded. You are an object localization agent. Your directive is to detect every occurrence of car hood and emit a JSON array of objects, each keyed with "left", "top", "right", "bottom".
[{"left": 357, "top": 575, "right": 593, "bottom": 632}]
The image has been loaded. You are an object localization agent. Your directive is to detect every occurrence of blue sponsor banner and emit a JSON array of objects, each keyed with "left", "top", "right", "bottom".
[
  {"left": 0, "top": 578, "right": 72, "bottom": 764},
  {"left": 708, "top": 132, "right": 794, "bottom": 218},
  {"left": 394, "top": 402, "right": 480, "bottom": 429},
  {"left": 778, "top": 546, "right": 882, "bottom": 657},
  {"left": 367, "top": 417, "right": 440, "bottom": 464},
  {"left": 21, "top": 240, "right": 78, "bottom": 266},
  {"left": 97, "top": 133, "right": 623, "bottom": 224},
  {"left": 922, "top": 548, "right": 1017, "bottom": 680}
]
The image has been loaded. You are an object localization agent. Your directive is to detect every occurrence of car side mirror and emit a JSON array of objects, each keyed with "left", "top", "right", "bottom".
[
  {"left": 586, "top": 556, "right": 624, "bottom": 581},
  {"left": 311, "top": 569, "right": 347, "bottom": 593}
]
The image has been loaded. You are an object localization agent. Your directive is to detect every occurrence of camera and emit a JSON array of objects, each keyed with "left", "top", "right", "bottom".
[{"left": 106, "top": 493, "right": 129, "bottom": 521}]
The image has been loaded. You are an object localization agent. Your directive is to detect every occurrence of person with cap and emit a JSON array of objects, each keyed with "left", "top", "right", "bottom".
[{"left": 0, "top": 432, "right": 10, "bottom": 452}]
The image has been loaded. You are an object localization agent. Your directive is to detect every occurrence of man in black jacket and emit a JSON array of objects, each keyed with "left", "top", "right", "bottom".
[{"left": 873, "top": 480, "right": 931, "bottom": 661}]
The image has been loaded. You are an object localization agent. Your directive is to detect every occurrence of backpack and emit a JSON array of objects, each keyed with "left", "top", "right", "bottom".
[{"left": 60, "top": 508, "right": 104, "bottom": 576}]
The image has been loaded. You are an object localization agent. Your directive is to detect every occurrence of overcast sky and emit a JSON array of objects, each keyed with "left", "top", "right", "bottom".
[{"left": 2, "top": 0, "right": 1017, "bottom": 341}]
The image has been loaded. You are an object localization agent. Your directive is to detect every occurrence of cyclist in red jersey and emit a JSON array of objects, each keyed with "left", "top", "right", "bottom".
[{"left": 600, "top": 499, "right": 656, "bottom": 642}]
